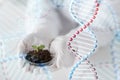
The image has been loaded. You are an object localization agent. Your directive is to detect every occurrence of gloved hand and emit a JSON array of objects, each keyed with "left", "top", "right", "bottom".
[
  {"left": 17, "top": 31, "right": 76, "bottom": 73},
  {"left": 17, "top": 25, "right": 77, "bottom": 73},
  {"left": 17, "top": 33, "right": 59, "bottom": 73},
  {"left": 50, "top": 36, "right": 75, "bottom": 69},
  {"left": 17, "top": 0, "right": 62, "bottom": 73}
]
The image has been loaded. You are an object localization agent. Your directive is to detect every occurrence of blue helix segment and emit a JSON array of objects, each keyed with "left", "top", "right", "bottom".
[
  {"left": 0, "top": 39, "right": 52, "bottom": 80},
  {"left": 98, "top": 2, "right": 120, "bottom": 79},
  {"left": 105, "top": 0, "right": 120, "bottom": 79},
  {"left": 102, "top": 0, "right": 120, "bottom": 32},
  {"left": 0, "top": 54, "right": 52, "bottom": 80},
  {"left": 99, "top": 1, "right": 120, "bottom": 79},
  {"left": 42, "top": 67, "right": 52, "bottom": 80},
  {"left": 111, "top": 32, "right": 120, "bottom": 80},
  {"left": 115, "top": 33, "right": 120, "bottom": 41}
]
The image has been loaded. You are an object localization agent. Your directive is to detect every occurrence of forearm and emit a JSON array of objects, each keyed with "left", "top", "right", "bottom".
[{"left": 25, "top": 0, "right": 62, "bottom": 35}]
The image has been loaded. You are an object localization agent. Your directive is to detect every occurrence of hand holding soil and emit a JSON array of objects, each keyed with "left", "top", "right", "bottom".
[{"left": 25, "top": 45, "right": 52, "bottom": 66}]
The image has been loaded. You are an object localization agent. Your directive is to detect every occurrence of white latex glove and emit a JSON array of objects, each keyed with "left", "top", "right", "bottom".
[
  {"left": 17, "top": 0, "right": 62, "bottom": 73},
  {"left": 17, "top": 33, "right": 60, "bottom": 73},
  {"left": 50, "top": 36, "right": 75, "bottom": 69},
  {"left": 17, "top": 32, "right": 76, "bottom": 73},
  {"left": 17, "top": 26, "right": 76, "bottom": 73}
]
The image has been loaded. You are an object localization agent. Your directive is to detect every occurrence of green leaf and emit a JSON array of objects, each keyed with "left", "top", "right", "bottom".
[
  {"left": 32, "top": 45, "right": 37, "bottom": 49},
  {"left": 32, "top": 45, "right": 38, "bottom": 52},
  {"left": 38, "top": 45, "right": 45, "bottom": 50}
]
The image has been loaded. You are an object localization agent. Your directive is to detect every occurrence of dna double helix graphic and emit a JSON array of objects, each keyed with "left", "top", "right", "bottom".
[
  {"left": 67, "top": 0, "right": 100, "bottom": 80},
  {"left": 68, "top": 0, "right": 120, "bottom": 80}
]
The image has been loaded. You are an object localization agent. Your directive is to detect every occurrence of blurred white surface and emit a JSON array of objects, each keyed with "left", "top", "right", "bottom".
[{"left": 0, "top": 0, "right": 120, "bottom": 80}]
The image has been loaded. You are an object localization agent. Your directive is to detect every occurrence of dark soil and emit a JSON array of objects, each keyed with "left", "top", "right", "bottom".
[{"left": 25, "top": 50, "right": 52, "bottom": 65}]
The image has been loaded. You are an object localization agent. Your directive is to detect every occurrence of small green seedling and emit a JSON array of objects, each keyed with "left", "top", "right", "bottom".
[{"left": 32, "top": 44, "right": 45, "bottom": 52}]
